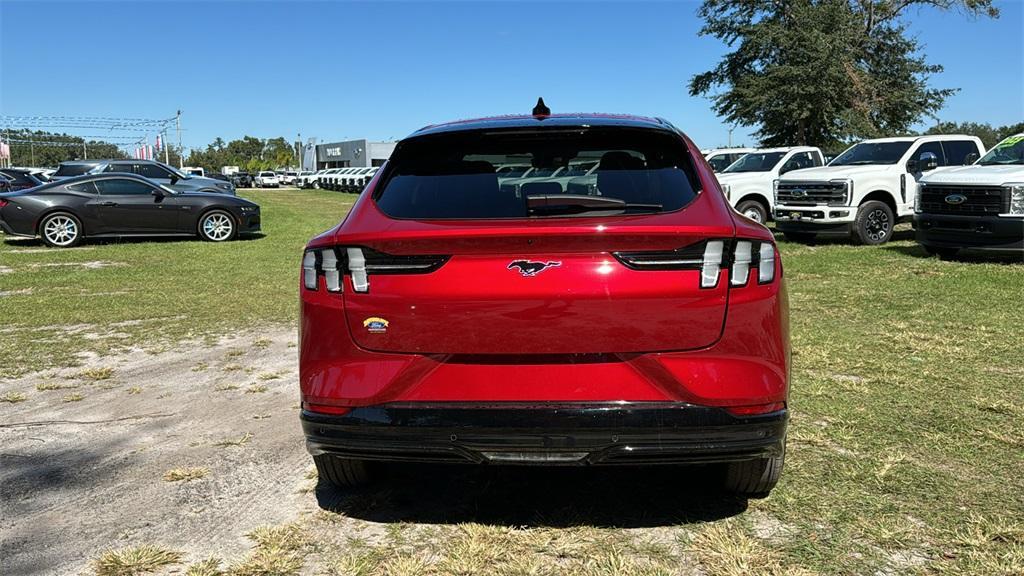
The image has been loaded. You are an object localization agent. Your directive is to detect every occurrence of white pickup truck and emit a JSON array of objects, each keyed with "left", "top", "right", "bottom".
[
  {"left": 774, "top": 135, "right": 985, "bottom": 244},
  {"left": 914, "top": 133, "right": 1024, "bottom": 258},
  {"left": 716, "top": 146, "right": 824, "bottom": 223}
]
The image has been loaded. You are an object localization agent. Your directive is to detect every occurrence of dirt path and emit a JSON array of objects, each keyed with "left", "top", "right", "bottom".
[{"left": 0, "top": 327, "right": 312, "bottom": 576}]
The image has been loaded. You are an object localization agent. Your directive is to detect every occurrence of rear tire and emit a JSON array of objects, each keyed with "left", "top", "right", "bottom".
[
  {"left": 782, "top": 231, "right": 816, "bottom": 243},
  {"left": 736, "top": 200, "right": 768, "bottom": 224},
  {"left": 852, "top": 200, "right": 894, "bottom": 245},
  {"left": 313, "top": 181, "right": 321, "bottom": 189},
  {"left": 313, "top": 454, "right": 373, "bottom": 488},
  {"left": 723, "top": 452, "right": 784, "bottom": 498},
  {"left": 39, "top": 212, "right": 83, "bottom": 248}
]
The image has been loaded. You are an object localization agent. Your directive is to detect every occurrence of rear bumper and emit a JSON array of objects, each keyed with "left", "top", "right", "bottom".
[
  {"left": 915, "top": 214, "right": 1024, "bottom": 252},
  {"left": 302, "top": 402, "right": 788, "bottom": 466}
]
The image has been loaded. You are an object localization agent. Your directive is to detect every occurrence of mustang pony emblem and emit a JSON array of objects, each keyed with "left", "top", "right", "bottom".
[{"left": 507, "top": 260, "right": 561, "bottom": 277}]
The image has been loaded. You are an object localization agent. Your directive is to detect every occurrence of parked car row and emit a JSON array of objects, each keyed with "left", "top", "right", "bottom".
[
  {"left": 703, "top": 134, "right": 1024, "bottom": 256},
  {"left": 51, "top": 159, "right": 237, "bottom": 196},
  {"left": 298, "top": 167, "right": 379, "bottom": 193}
]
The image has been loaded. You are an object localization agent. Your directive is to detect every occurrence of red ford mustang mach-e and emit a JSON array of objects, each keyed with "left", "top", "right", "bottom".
[{"left": 299, "top": 108, "right": 790, "bottom": 497}]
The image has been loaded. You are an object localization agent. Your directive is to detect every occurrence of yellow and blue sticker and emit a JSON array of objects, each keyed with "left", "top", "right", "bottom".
[{"left": 363, "top": 317, "right": 389, "bottom": 333}]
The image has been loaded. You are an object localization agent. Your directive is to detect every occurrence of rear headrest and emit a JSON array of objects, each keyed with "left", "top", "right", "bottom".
[{"left": 599, "top": 151, "right": 645, "bottom": 171}]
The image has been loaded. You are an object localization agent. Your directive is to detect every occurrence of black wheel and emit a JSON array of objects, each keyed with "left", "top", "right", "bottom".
[
  {"left": 197, "top": 210, "right": 237, "bottom": 242},
  {"left": 313, "top": 181, "right": 321, "bottom": 189},
  {"left": 853, "top": 200, "right": 894, "bottom": 245},
  {"left": 736, "top": 200, "right": 768, "bottom": 224},
  {"left": 782, "top": 231, "right": 816, "bottom": 243},
  {"left": 723, "top": 452, "right": 784, "bottom": 498},
  {"left": 39, "top": 212, "right": 83, "bottom": 248},
  {"left": 313, "top": 454, "right": 373, "bottom": 488}
]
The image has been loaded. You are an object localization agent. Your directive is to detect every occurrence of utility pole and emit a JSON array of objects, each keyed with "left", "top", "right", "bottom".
[
  {"left": 83, "top": 141, "right": 88, "bottom": 160},
  {"left": 30, "top": 140, "right": 35, "bottom": 166},
  {"left": 164, "top": 130, "right": 170, "bottom": 165},
  {"left": 728, "top": 127, "right": 734, "bottom": 148},
  {"left": 175, "top": 110, "right": 183, "bottom": 169}
]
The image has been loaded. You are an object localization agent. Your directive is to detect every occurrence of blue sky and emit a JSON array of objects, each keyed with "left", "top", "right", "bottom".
[{"left": 2, "top": 1, "right": 1021, "bottom": 153}]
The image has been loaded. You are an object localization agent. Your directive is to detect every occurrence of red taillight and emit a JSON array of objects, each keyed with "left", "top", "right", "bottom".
[
  {"left": 0, "top": 199, "right": 9, "bottom": 208},
  {"left": 302, "top": 246, "right": 449, "bottom": 294},
  {"left": 725, "top": 402, "right": 786, "bottom": 416},
  {"left": 613, "top": 238, "right": 777, "bottom": 288}
]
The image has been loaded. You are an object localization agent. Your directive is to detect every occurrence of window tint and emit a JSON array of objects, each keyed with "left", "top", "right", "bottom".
[
  {"left": 831, "top": 142, "right": 913, "bottom": 166},
  {"left": 103, "top": 163, "right": 135, "bottom": 174},
  {"left": 375, "top": 128, "right": 702, "bottom": 219},
  {"left": 707, "top": 155, "right": 734, "bottom": 172},
  {"left": 67, "top": 181, "right": 98, "bottom": 194},
  {"left": 812, "top": 151, "right": 824, "bottom": 166},
  {"left": 137, "top": 163, "right": 172, "bottom": 179},
  {"left": 914, "top": 142, "right": 945, "bottom": 166},
  {"left": 780, "top": 152, "right": 818, "bottom": 173},
  {"left": 95, "top": 178, "right": 155, "bottom": 196},
  {"left": 724, "top": 152, "right": 786, "bottom": 173},
  {"left": 942, "top": 140, "right": 980, "bottom": 166},
  {"left": 0, "top": 170, "right": 37, "bottom": 186},
  {"left": 54, "top": 163, "right": 96, "bottom": 177}
]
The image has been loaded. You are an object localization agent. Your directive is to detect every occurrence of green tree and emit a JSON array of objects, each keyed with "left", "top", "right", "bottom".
[
  {"left": 689, "top": 0, "right": 998, "bottom": 148},
  {"left": 923, "top": 121, "right": 1024, "bottom": 149},
  {"left": 4, "top": 130, "right": 128, "bottom": 167}
]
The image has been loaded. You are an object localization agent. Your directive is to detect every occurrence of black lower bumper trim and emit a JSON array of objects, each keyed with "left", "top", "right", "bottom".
[
  {"left": 302, "top": 402, "right": 788, "bottom": 466},
  {"left": 915, "top": 214, "right": 1024, "bottom": 252},
  {"left": 774, "top": 220, "right": 852, "bottom": 236}
]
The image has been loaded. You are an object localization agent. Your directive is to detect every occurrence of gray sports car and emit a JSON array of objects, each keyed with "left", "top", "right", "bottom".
[{"left": 0, "top": 173, "right": 260, "bottom": 247}]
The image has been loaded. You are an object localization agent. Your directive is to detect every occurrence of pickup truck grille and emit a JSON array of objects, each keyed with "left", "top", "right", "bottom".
[
  {"left": 777, "top": 181, "right": 846, "bottom": 206},
  {"left": 919, "top": 185, "right": 1008, "bottom": 215}
]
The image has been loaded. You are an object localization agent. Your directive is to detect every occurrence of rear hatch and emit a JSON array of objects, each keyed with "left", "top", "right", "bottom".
[{"left": 333, "top": 125, "right": 734, "bottom": 355}]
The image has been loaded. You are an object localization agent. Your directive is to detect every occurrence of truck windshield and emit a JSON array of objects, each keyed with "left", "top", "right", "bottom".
[
  {"left": 830, "top": 142, "right": 913, "bottom": 166},
  {"left": 374, "top": 127, "right": 702, "bottom": 219},
  {"left": 977, "top": 135, "right": 1024, "bottom": 165},
  {"left": 723, "top": 152, "right": 785, "bottom": 173}
]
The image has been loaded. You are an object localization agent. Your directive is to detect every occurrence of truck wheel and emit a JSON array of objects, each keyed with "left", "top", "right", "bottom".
[
  {"left": 313, "top": 181, "right": 321, "bottom": 189},
  {"left": 313, "top": 454, "right": 373, "bottom": 488},
  {"left": 723, "top": 452, "right": 784, "bottom": 498},
  {"left": 853, "top": 201, "right": 894, "bottom": 245},
  {"left": 782, "top": 231, "right": 816, "bottom": 243},
  {"left": 736, "top": 200, "right": 768, "bottom": 224}
]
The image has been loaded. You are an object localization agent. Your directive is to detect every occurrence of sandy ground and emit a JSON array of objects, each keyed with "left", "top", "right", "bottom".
[{"left": 0, "top": 328, "right": 311, "bottom": 576}]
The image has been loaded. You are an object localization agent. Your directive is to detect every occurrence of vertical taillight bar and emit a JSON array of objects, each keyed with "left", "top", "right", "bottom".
[
  {"left": 701, "top": 241, "right": 724, "bottom": 288},
  {"left": 758, "top": 243, "right": 776, "bottom": 284},
  {"left": 346, "top": 247, "right": 369, "bottom": 292},
  {"left": 731, "top": 241, "right": 752, "bottom": 286},
  {"left": 302, "top": 251, "right": 318, "bottom": 290}
]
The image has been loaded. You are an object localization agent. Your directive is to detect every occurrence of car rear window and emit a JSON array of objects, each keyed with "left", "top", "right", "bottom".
[
  {"left": 54, "top": 163, "right": 96, "bottom": 177},
  {"left": 374, "top": 127, "right": 702, "bottom": 219}
]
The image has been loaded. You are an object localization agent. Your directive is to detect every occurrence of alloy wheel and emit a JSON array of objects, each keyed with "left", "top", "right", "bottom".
[
  {"left": 202, "top": 213, "right": 234, "bottom": 241},
  {"left": 43, "top": 215, "right": 79, "bottom": 247}
]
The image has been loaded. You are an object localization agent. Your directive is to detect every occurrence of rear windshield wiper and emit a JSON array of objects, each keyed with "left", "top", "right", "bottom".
[{"left": 526, "top": 194, "right": 662, "bottom": 215}]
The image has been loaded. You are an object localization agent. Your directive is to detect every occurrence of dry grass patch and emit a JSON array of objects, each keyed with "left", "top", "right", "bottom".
[
  {"left": 223, "top": 363, "right": 244, "bottom": 372},
  {"left": 214, "top": 432, "right": 253, "bottom": 447},
  {"left": 253, "top": 337, "right": 272, "bottom": 349},
  {"left": 163, "top": 467, "right": 209, "bottom": 482},
  {"left": 35, "top": 381, "right": 76, "bottom": 391},
  {"left": 78, "top": 366, "right": 115, "bottom": 381},
  {"left": 63, "top": 393, "right": 85, "bottom": 402},
  {"left": 214, "top": 383, "right": 240, "bottom": 391},
  {"left": 127, "top": 386, "right": 142, "bottom": 395},
  {"left": 246, "top": 384, "right": 268, "bottom": 394},
  {"left": 1, "top": 390, "right": 28, "bottom": 403},
  {"left": 231, "top": 524, "right": 308, "bottom": 576},
  {"left": 686, "top": 523, "right": 815, "bottom": 576},
  {"left": 257, "top": 371, "right": 283, "bottom": 381},
  {"left": 184, "top": 557, "right": 223, "bottom": 576},
  {"left": 92, "top": 544, "right": 182, "bottom": 576}
]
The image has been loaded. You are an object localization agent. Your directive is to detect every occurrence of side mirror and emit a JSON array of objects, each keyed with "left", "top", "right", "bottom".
[
  {"left": 151, "top": 188, "right": 165, "bottom": 198},
  {"left": 964, "top": 152, "right": 979, "bottom": 165},
  {"left": 918, "top": 151, "right": 939, "bottom": 172}
]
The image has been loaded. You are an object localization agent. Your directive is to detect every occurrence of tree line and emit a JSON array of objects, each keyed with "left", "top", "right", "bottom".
[{"left": 183, "top": 136, "right": 298, "bottom": 174}]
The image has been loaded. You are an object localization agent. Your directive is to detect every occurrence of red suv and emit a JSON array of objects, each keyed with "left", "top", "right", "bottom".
[{"left": 299, "top": 110, "right": 790, "bottom": 497}]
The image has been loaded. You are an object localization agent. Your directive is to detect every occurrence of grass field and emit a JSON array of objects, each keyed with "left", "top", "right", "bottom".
[{"left": 1, "top": 189, "right": 1022, "bottom": 575}]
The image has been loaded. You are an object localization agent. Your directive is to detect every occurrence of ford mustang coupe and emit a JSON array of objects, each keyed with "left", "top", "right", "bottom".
[{"left": 299, "top": 104, "right": 790, "bottom": 497}]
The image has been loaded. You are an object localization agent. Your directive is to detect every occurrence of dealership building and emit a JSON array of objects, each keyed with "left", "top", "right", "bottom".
[{"left": 304, "top": 139, "right": 396, "bottom": 170}]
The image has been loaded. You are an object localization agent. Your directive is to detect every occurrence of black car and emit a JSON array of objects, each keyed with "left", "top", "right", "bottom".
[
  {"left": 0, "top": 173, "right": 261, "bottom": 247},
  {"left": 0, "top": 168, "right": 48, "bottom": 191},
  {"left": 231, "top": 172, "right": 253, "bottom": 188}
]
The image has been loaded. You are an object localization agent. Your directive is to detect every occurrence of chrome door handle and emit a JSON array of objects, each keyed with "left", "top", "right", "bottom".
[{"left": 99, "top": 201, "right": 118, "bottom": 206}]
